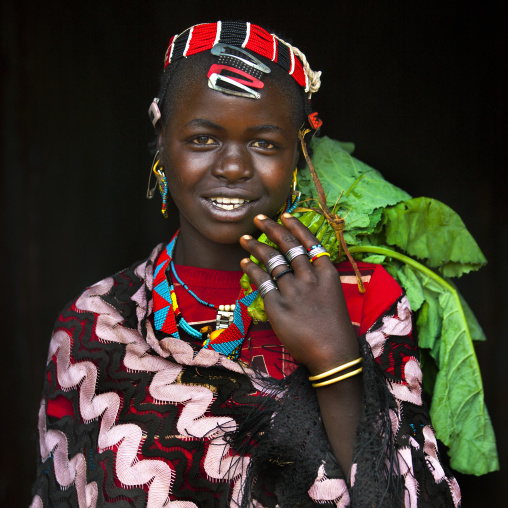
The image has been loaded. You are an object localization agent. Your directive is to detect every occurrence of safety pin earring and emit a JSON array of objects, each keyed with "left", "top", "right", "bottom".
[
  {"left": 147, "top": 150, "right": 160, "bottom": 199},
  {"left": 146, "top": 151, "right": 169, "bottom": 218}
]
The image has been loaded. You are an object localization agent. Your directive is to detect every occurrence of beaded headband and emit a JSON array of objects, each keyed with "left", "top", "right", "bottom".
[{"left": 149, "top": 21, "right": 322, "bottom": 126}]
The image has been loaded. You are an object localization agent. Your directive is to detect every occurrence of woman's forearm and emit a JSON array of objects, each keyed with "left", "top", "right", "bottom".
[{"left": 314, "top": 370, "right": 363, "bottom": 475}]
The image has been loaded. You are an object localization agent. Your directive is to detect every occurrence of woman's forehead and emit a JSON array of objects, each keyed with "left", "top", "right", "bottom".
[{"left": 168, "top": 76, "right": 298, "bottom": 131}]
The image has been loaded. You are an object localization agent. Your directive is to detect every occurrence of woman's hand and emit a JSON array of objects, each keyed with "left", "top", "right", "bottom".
[
  {"left": 239, "top": 213, "right": 360, "bottom": 376},
  {"left": 241, "top": 212, "right": 363, "bottom": 472}
]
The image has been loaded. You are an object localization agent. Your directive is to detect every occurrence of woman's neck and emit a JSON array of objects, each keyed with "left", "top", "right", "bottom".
[{"left": 172, "top": 226, "right": 248, "bottom": 271}]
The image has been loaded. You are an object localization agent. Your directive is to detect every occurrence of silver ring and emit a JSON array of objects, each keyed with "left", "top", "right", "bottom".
[
  {"left": 285, "top": 245, "right": 307, "bottom": 264},
  {"left": 265, "top": 254, "right": 289, "bottom": 275},
  {"left": 307, "top": 245, "right": 328, "bottom": 259},
  {"left": 258, "top": 279, "right": 278, "bottom": 299}
]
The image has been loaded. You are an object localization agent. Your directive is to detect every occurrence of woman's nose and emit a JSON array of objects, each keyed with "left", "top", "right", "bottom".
[{"left": 212, "top": 145, "right": 253, "bottom": 182}]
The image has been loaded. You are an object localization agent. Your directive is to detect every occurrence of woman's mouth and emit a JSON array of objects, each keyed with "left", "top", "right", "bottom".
[{"left": 208, "top": 196, "right": 251, "bottom": 210}]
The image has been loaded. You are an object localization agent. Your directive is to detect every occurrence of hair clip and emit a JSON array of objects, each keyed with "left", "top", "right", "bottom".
[
  {"left": 148, "top": 98, "right": 161, "bottom": 127},
  {"left": 208, "top": 73, "right": 262, "bottom": 99},
  {"left": 211, "top": 43, "right": 271, "bottom": 74},
  {"left": 308, "top": 112, "right": 323, "bottom": 130},
  {"left": 208, "top": 43, "right": 271, "bottom": 99},
  {"left": 208, "top": 64, "right": 265, "bottom": 90}
]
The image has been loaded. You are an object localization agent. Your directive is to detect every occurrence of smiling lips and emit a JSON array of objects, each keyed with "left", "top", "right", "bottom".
[{"left": 209, "top": 196, "right": 251, "bottom": 210}]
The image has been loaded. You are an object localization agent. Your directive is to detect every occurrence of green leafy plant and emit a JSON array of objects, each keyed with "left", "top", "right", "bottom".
[{"left": 243, "top": 135, "right": 498, "bottom": 475}]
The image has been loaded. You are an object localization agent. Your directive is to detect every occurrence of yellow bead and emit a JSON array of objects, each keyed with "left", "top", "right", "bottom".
[{"left": 210, "top": 329, "right": 225, "bottom": 341}]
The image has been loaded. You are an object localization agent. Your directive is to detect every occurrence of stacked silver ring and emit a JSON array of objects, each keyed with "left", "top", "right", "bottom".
[
  {"left": 258, "top": 279, "right": 278, "bottom": 298},
  {"left": 285, "top": 245, "right": 307, "bottom": 264},
  {"left": 307, "top": 245, "right": 328, "bottom": 259},
  {"left": 265, "top": 254, "right": 289, "bottom": 275}
]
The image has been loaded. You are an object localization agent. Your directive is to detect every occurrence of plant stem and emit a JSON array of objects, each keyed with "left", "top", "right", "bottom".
[
  {"left": 348, "top": 246, "right": 454, "bottom": 292},
  {"left": 348, "top": 245, "right": 480, "bottom": 374}
]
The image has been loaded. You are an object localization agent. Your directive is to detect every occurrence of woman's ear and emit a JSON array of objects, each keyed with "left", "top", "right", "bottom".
[{"left": 156, "top": 126, "right": 166, "bottom": 162}]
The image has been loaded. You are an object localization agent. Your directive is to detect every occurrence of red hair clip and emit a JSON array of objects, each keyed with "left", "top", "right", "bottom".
[
  {"left": 207, "top": 64, "right": 265, "bottom": 99},
  {"left": 308, "top": 112, "right": 323, "bottom": 130}
]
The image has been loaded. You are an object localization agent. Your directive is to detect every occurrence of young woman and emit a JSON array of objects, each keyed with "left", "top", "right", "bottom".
[{"left": 31, "top": 21, "right": 460, "bottom": 507}]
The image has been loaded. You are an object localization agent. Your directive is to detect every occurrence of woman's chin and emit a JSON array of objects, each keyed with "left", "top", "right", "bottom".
[{"left": 179, "top": 218, "right": 256, "bottom": 247}]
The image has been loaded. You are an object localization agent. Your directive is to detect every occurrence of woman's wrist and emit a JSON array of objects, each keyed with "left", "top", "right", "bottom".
[{"left": 304, "top": 344, "right": 361, "bottom": 378}]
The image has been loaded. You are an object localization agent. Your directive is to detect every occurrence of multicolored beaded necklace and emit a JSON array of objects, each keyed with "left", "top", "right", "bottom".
[
  {"left": 152, "top": 232, "right": 258, "bottom": 360},
  {"left": 170, "top": 261, "right": 238, "bottom": 330}
]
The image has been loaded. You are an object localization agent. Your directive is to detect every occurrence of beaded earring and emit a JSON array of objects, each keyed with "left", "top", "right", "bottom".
[
  {"left": 275, "top": 168, "right": 301, "bottom": 218},
  {"left": 146, "top": 151, "right": 169, "bottom": 218},
  {"left": 152, "top": 160, "right": 169, "bottom": 218}
]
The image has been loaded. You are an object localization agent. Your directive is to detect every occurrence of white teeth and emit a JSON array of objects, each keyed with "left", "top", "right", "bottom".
[{"left": 209, "top": 197, "right": 250, "bottom": 210}]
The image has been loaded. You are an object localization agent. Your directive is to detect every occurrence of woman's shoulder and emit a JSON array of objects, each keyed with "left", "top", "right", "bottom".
[{"left": 54, "top": 243, "right": 166, "bottom": 323}]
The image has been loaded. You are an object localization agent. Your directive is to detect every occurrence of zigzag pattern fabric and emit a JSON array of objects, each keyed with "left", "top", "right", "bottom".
[
  {"left": 31, "top": 247, "right": 256, "bottom": 506},
  {"left": 30, "top": 244, "right": 461, "bottom": 507}
]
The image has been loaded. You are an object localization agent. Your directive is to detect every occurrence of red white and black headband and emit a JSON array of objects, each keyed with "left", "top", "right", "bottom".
[{"left": 149, "top": 21, "right": 322, "bottom": 127}]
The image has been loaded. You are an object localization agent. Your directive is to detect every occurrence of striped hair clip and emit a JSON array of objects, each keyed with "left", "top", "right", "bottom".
[{"left": 207, "top": 43, "right": 271, "bottom": 99}]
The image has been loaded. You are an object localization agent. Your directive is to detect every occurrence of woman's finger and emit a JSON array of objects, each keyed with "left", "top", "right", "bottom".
[
  {"left": 253, "top": 214, "right": 333, "bottom": 272},
  {"left": 240, "top": 257, "right": 281, "bottom": 303},
  {"left": 251, "top": 215, "right": 309, "bottom": 275},
  {"left": 240, "top": 234, "right": 295, "bottom": 281}
]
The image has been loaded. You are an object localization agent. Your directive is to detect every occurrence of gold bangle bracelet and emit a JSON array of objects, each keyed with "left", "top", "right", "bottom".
[
  {"left": 308, "top": 357, "right": 362, "bottom": 381},
  {"left": 311, "top": 367, "right": 363, "bottom": 388}
]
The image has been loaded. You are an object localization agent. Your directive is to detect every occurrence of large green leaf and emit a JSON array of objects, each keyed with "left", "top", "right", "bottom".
[
  {"left": 433, "top": 287, "right": 498, "bottom": 473},
  {"left": 380, "top": 197, "right": 487, "bottom": 277},
  {"left": 350, "top": 246, "right": 498, "bottom": 474},
  {"left": 394, "top": 264, "right": 495, "bottom": 474},
  {"left": 298, "top": 137, "right": 410, "bottom": 244},
  {"left": 246, "top": 135, "right": 497, "bottom": 474}
]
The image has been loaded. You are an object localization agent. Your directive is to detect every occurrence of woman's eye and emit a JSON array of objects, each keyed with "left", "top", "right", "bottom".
[
  {"left": 251, "top": 140, "right": 276, "bottom": 149},
  {"left": 191, "top": 136, "right": 216, "bottom": 145}
]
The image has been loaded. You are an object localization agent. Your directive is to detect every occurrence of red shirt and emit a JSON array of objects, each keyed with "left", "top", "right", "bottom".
[{"left": 169, "top": 261, "right": 402, "bottom": 379}]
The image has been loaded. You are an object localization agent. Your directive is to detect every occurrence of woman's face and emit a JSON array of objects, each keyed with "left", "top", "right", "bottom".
[{"left": 158, "top": 74, "right": 300, "bottom": 246}]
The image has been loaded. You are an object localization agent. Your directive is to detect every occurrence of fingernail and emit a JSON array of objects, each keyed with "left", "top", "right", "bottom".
[
  {"left": 282, "top": 213, "right": 293, "bottom": 218},
  {"left": 256, "top": 214, "right": 268, "bottom": 220},
  {"left": 240, "top": 258, "right": 250, "bottom": 265},
  {"left": 241, "top": 235, "right": 252, "bottom": 240}
]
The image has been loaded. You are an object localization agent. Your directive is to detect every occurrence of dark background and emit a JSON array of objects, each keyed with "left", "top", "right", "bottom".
[{"left": 1, "top": 1, "right": 506, "bottom": 505}]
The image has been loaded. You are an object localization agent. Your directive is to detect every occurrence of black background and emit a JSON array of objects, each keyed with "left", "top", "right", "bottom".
[{"left": 1, "top": 1, "right": 506, "bottom": 505}]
